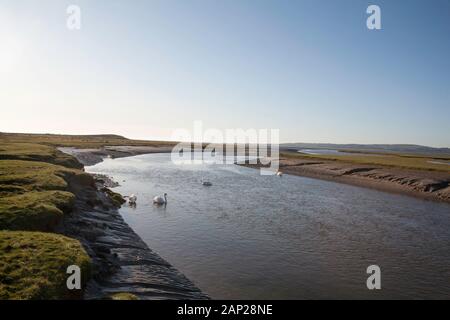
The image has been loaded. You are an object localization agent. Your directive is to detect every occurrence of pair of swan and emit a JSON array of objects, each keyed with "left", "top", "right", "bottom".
[{"left": 125, "top": 193, "right": 167, "bottom": 206}]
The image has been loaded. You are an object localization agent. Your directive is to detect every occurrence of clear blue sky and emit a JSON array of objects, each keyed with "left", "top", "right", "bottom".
[{"left": 1, "top": 0, "right": 449, "bottom": 146}]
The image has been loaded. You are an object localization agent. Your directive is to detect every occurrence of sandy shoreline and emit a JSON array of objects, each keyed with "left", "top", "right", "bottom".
[{"left": 59, "top": 146, "right": 208, "bottom": 299}]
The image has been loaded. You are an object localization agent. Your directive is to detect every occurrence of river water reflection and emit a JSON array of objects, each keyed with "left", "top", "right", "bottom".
[{"left": 86, "top": 153, "right": 450, "bottom": 299}]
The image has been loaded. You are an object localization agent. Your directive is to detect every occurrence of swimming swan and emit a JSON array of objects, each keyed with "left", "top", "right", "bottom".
[
  {"left": 153, "top": 193, "right": 167, "bottom": 205},
  {"left": 127, "top": 194, "right": 137, "bottom": 204}
]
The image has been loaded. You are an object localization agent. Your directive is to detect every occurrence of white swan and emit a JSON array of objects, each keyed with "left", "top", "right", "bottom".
[
  {"left": 128, "top": 194, "right": 137, "bottom": 204},
  {"left": 153, "top": 193, "right": 167, "bottom": 205}
]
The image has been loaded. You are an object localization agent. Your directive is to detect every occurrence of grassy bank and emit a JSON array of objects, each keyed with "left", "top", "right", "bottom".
[
  {"left": 0, "top": 231, "right": 90, "bottom": 299},
  {"left": 0, "top": 160, "right": 93, "bottom": 231},
  {"left": 0, "top": 142, "right": 83, "bottom": 169},
  {"left": 0, "top": 138, "right": 96, "bottom": 299},
  {"left": 0, "top": 133, "right": 204, "bottom": 299}
]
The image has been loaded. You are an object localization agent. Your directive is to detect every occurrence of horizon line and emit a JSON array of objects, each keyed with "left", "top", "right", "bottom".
[{"left": 1, "top": 131, "right": 449, "bottom": 149}]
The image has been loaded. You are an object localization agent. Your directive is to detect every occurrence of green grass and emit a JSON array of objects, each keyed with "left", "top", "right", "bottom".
[
  {"left": 0, "top": 142, "right": 82, "bottom": 169},
  {"left": 104, "top": 189, "right": 126, "bottom": 207},
  {"left": 0, "top": 142, "right": 93, "bottom": 299},
  {"left": 0, "top": 132, "right": 176, "bottom": 149},
  {"left": 0, "top": 160, "right": 89, "bottom": 231},
  {"left": 109, "top": 292, "right": 139, "bottom": 300},
  {"left": 0, "top": 137, "right": 146, "bottom": 299},
  {"left": 282, "top": 151, "right": 450, "bottom": 173},
  {"left": 0, "top": 160, "right": 77, "bottom": 192},
  {"left": 0, "top": 191, "right": 75, "bottom": 231},
  {"left": 0, "top": 231, "right": 91, "bottom": 300}
]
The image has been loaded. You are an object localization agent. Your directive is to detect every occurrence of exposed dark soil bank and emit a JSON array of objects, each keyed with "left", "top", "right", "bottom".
[
  {"left": 242, "top": 158, "right": 450, "bottom": 203},
  {"left": 59, "top": 147, "right": 208, "bottom": 300}
]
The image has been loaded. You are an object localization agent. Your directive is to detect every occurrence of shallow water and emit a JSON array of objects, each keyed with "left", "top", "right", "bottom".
[
  {"left": 428, "top": 160, "right": 450, "bottom": 166},
  {"left": 298, "top": 148, "right": 349, "bottom": 155},
  {"left": 298, "top": 149, "right": 378, "bottom": 156},
  {"left": 86, "top": 153, "right": 450, "bottom": 299}
]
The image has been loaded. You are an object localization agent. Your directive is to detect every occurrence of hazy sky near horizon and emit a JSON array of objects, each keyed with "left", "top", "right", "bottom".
[{"left": 1, "top": 0, "right": 449, "bottom": 147}]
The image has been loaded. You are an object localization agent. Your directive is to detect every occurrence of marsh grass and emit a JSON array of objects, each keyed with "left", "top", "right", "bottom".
[
  {"left": 0, "top": 142, "right": 92, "bottom": 299},
  {"left": 0, "top": 160, "right": 77, "bottom": 192},
  {"left": 0, "top": 191, "right": 75, "bottom": 231},
  {"left": 104, "top": 189, "right": 126, "bottom": 207},
  {"left": 0, "top": 160, "right": 84, "bottom": 231},
  {"left": 0, "top": 143, "right": 82, "bottom": 169},
  {"left": 0, "top": 137, "right": 137, "bottom": 299},
  {"left": 0, "top": 231, "right": 90, "bottom": 299},
  {"left": 109, "top": 292, "right": 139, "bottom": 300},
  {"left": 0, "top": 132, "right": 176, "bottom": 149}
]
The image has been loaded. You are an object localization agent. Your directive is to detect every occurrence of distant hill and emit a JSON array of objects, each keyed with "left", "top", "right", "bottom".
[
  {"left": 0, "top": 132, "right": 128, "bottom": 140},
  {"left": 0, "top": 132, "right": 176, "bottom": 148},
  {"left": 281, "top": 143, "right": 450, "bottom": 156}
]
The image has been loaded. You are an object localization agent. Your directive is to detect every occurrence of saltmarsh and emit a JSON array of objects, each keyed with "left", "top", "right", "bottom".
[
  {"left": 0, "top": 160, "right": 85, "bottom": 231},
  {"left": 0, "top": 142, "right": 82, "bottom": 169},
  {"left": 0, "top": 190, "right": 75, "bottom": 231},
  {"left": 0, "top": 231, "right": 90, "bottom": 299},
  {"left": 0, "top": 132, "right": 176, "bottom": 149},
  {"left": 0, "top": 140, "right": 94, "bottom": 299}
]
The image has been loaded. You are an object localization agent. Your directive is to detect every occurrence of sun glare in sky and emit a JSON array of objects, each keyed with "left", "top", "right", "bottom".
[{"left": 0, "top": 1, "right": 449, "bottom": 147}]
